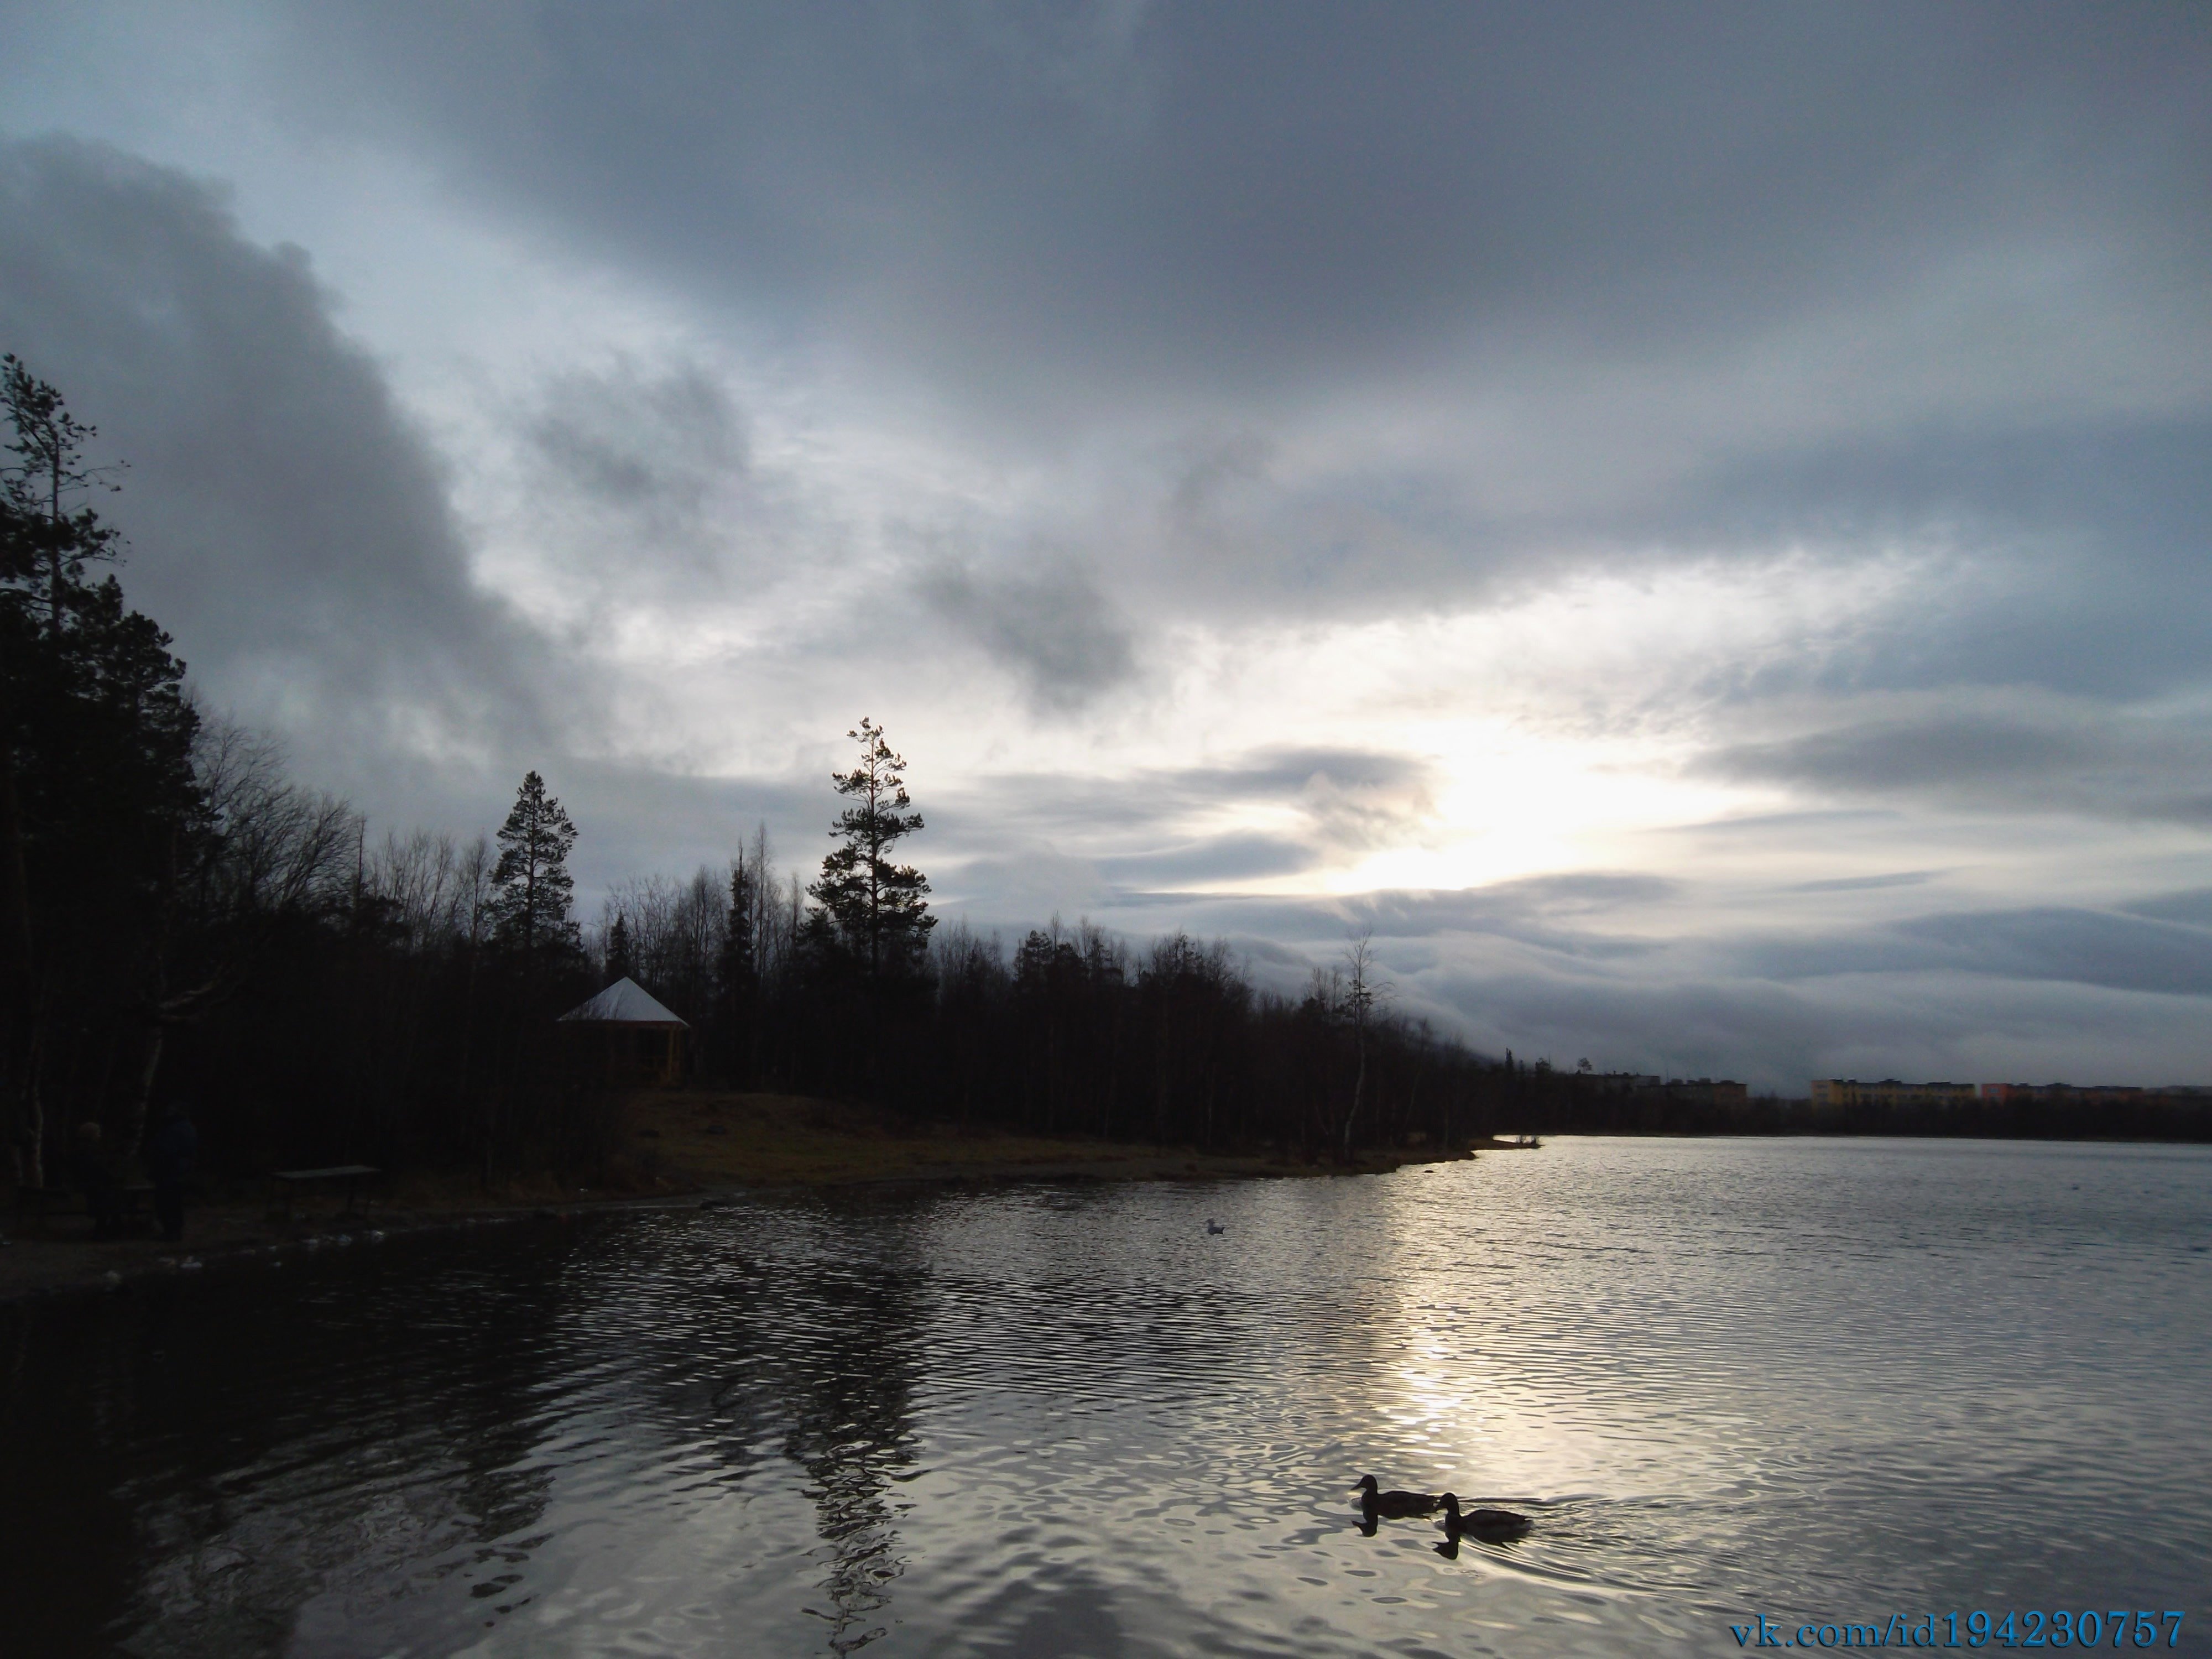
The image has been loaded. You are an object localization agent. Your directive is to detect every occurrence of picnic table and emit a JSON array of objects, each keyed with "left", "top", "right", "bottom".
[{"left": 266, "top": 1165, "right": 382, "bottom": 1221}]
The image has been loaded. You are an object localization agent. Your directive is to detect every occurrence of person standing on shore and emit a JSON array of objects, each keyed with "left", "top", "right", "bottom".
[
  {"left": 148, "top": 1102, "right": 197, "bottom": 1244},
  {"left": 70, "top": 1121, "right": 122, "bottom": 1237}
]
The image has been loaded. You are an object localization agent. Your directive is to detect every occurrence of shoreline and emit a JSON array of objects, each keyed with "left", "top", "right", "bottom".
[{"left": 1, "top": 1089, "right": 1528, "bottom": 1306}]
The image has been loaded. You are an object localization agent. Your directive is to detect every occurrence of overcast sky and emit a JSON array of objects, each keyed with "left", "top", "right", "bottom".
[{"left": 3, "top": 2, "right": 2209, "bottom": 1089}]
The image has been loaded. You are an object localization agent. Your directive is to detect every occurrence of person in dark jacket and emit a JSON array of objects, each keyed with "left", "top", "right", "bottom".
[
  {"left": 147, "top": 1103, "right": 198, "bottom": 1244},
  {"left": 70, "top": 1120, "right": 122, "bottom": 1237}
]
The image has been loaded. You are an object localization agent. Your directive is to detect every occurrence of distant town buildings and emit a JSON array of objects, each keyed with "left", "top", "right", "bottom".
[
  {"left": 1809, "top": 1079, "right": 1978, "bottom": 1109},
  {"left": 1573, "top": 1072, "right": 1661, "bottom": 1094},
  {"left": 1573, "top": 1072, "right": 1748, "bottom": 1105},
  {"left": 1979, "top": 1082, "right": 2212, "bottom": 1103},
  {"left": 1813, "top": 1079, "right": 2212, "bottom": 1105},
  {"left": 1549, "top": 1069, "right": 2210, "bottom": 1116},
  {"left": 1527, "top": 1070, "right": 2208, "bottom": 1139},
  {"left": 1659, "top": 1078, "right": 1750, "bottom": 1107}
]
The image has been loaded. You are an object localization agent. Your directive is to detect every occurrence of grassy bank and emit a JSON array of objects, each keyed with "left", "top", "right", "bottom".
[{"left": 612, "top": 1089, "right": 1511, "bottom": 1188}]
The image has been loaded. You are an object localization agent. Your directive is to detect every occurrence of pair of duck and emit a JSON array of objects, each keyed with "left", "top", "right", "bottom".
[{"left": 1354, "top": 1475, "right": 1531, "bottom": 1540}]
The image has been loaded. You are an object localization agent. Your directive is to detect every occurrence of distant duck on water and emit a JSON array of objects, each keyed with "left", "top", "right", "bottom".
[
  {"left": 1439, "top": 1493, "right": 1532, "bottom": 1540},
  {"left": 1354, "top": 1475, "right": 1443, "bottom": 1520},
  {"left": 1206, "top": 1219, "right": 1226, "bottom": 1234}
]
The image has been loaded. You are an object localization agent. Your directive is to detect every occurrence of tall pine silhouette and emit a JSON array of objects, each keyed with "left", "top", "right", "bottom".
[
  {"left": 491, "top": 771, "right": 580, "bottom": 958},
  {"left": 810, "top": 717, "right": 933, "bottom": 982}
]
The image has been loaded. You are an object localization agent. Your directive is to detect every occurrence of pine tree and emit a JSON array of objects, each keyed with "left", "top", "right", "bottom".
[
  {"left": 605, "top": 911, "right": 634, "bottom": 983},
  {"left": 489, "top": 771, "right": 580, "bottom": 957},
  {"left": 717, "top": 857, "right": 756, "bottom": 995},
  {"left": 714, "top": 853, "right": 759, "bottom": 1083},
  {"left": 2, "top": 353, "right": 123, "bottom": 640},
  {"left": 2, "top": 359, "right": 204, "bottom": 1179},
  {"left": 808, "top": 717, "right": 934, "bottom": 981}
]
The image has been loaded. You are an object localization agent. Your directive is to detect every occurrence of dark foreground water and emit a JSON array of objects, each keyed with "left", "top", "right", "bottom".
[{"left": 4, "top": 1137, "right": 2209, "bottom": 1657}]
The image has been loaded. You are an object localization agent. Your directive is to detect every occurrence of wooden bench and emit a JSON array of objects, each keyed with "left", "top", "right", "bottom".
[{"left": 265, "top": 1165, "right": 382, "bottom": 1222}]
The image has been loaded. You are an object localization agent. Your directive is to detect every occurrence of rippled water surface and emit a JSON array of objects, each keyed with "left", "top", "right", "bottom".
[{"left": 5, "top": 1137, "right": 2209, "bottom": 1656}]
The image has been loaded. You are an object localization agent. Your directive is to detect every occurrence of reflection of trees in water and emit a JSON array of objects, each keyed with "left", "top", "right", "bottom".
[
  {"left": 8, "top": 1206, "right": 937, "bottom": 1656},
  {"left": 556, "top": 1202, "right": 931, "bottom": 1655},
  {"left": 789, "top": 1341, "right": 913, "bottom": 1655},
  {"left": 0, "top": 1230, "right": 582, "bottom": 1656},
  {"left": 161, "top": 1241, "right": 573, "bottom": 1646},
  {"left": 773, "top": 1219, "right": 928, "bottom": 1655},
  {"left": 0, "top": 1301, "right": 149, "bottom": 1652},
  {"left": 416, "top": 1259, "right": 568, "bottom": 1612}
]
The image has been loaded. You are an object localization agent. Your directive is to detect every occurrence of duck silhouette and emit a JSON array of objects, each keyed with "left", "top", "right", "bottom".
[
  {"left": 1354, "top": 1475, "right": 1443, "bottom": 1521},
  {"left": 1439, "top": 1492, "right": 1532, "bottom": 1540},
  {"left": 1206, "top": 1219, "right": 1227, "bottom": 1235}
]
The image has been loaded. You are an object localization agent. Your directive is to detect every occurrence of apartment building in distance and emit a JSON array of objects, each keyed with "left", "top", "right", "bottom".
[
  {"left": 1570, "top": 1072, "right": 1749, "bottom": 1105},
  {"left": 1979, "top": 1082, "right": 2212, "bottom": 1104},
  {"left": 1813, "top": 1078, "right": 2212, "bottom": 1107},
  {"left": 1808, "top": 1078, "right": 1979, "bottom": 1109}
]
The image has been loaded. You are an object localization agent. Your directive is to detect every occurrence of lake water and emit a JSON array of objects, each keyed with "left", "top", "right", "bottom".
[{"left": 4, "top": 1137, "right": 2208, "bottom": 1656}]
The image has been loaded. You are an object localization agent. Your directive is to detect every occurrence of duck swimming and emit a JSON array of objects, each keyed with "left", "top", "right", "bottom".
[
  {"left": 1354, "top": 1475, "right": 1443, "bottom": 1520},
  {"left": 1439, "top": 1493, "right": 1532, "bottom": 1539}
]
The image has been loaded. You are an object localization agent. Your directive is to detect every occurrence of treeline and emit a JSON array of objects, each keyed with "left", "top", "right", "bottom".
[
  {"left": 156, "top": 815, "right": 1515, "bottom": 1178},
  {"left": 0, "top": 358, "right": 1505, "bottom": 1191},
  {"left": 604, "top": 876, "right": 1507, "bottom": 1158}
]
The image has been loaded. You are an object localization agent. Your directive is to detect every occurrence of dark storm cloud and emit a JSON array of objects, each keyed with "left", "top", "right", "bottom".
[
  {"left": 1403, "top": 959, "right": 2192, "bottom": 1092},
  {"left": 950, "top": 747, "right": 1437, "bottom": 842},
  {"left": 254, "top": 2, "right": 2212, "bottom": 711},
  {"left": 1088, "top": 882, "right": 2212, "bottom": 1086},
  {"left": 920, "top": 746, "right": 1441, "bottom": 908},
  {"left": 1713, "top": 714, "right": 2094, "bottom": 791},
  {"left": 547, "top": 759, "right": 821, "bottom": 896},
  {"left": 1670, "top": 415, "right": 2212, "bottom": 702},
  {"left": 0, "top": 136, "right": 540, "bottom": 748},
  {"left": 1792, "top": 871, "right": 1942, "bottom": 894},
  {"left": 1093, "top": 874, "right": 1680, "bottom": 964},
  {"left": 278, "top": 3, "right": 2208, "bottom": 410},
  {"left": 904, "top": 745, "right": 1447, "bottom": 928},
  {"left": 1893, "top": 908, "right": 2212, "bottom": 997},
  {"left": 1662, "top": 808, "right": 1905, "bottom": 838},
  {"left": 1424, "top": 967, "right": 1837, "bottom": 1083},
  {"left": 529, "top": 359, "right": 747, "bottom": 524},
  {"left": 1195, "top": 749, "right": 1440, "bottom": 853},
  {"left": 1214, "top": 875, "right": 1684, "bottom": 957},
  {"left": 1164, "top": 430, "right": 1275, "bottom": 523},
  {"left": 921, "top": 748, "right": 1438, "bottom": 921},
  {"left": 1704, "top": 703, "right": 2212, "bottom": 823},
  {"left": 921, "top": 560, "right": 1136, "bottom": 711},
  {"left": 2122, "top": 888, "right": 2212, "bottom": 930},
  {"left": 1093, "top": 833, "right": 1314, "bottom": 888},
  {"left": 1736, "top": 906, "right": 2212, "bottom": 997},
  {"left": 509, "top": 356, "right": 812, "bottom": 607}
]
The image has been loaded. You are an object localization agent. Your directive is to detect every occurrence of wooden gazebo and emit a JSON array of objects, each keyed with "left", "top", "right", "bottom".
[{"left": 557, "top": 977, "right": 690, "bottom": 1086}]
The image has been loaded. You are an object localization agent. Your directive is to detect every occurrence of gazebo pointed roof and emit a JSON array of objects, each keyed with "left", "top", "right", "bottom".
[{"left": 557, "top": 976, "right": 689, "bottom": 1027}]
